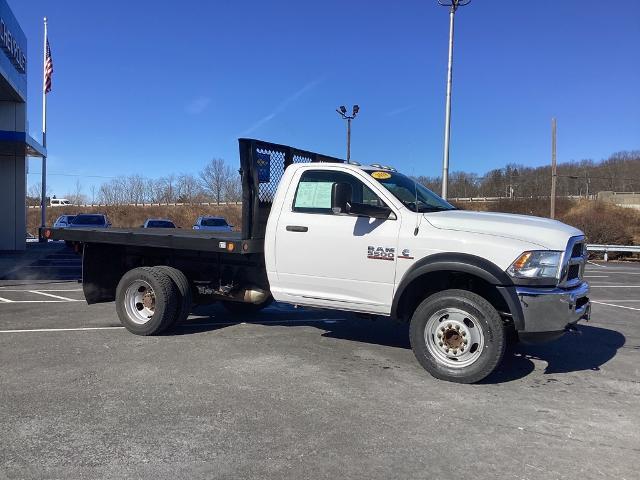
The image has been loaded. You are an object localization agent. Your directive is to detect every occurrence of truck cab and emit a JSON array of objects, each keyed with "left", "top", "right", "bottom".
[{"left": 265, "top": 160, "right": 589, "bottom": 382}]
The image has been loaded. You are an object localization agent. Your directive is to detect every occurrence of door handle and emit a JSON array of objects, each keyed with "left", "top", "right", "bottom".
[{"left": 286, "top": 225, "right": 308, "bottom": 232}]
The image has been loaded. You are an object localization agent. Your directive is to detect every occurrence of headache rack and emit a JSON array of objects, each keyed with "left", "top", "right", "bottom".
[{"left": 238, "top": 138, "right": 344, "bottom": 241}]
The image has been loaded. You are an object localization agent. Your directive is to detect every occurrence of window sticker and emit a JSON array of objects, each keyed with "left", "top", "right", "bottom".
[
  {"left": 371, "top": 171, "right": 392, "bottom": 180},
  {"left": 294, "top": 181, "right": 333, "bottom": 208}
]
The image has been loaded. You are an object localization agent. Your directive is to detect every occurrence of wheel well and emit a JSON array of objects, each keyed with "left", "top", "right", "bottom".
[{"left": 395, "top": 271, "right": 512, "bottom": 324}]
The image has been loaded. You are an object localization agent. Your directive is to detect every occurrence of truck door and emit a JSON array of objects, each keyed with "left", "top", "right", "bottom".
[{"left": 272, "top": 168, "right": 400, "bottom": 314}]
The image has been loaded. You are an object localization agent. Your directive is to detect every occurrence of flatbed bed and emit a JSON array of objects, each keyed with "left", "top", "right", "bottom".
[{"left": 45, "top": 227, "right": 263, "bottom": 254}]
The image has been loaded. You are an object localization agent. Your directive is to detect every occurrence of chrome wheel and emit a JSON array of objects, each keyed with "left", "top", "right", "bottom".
[
  {"left": 424, "top": 307, "right": 485, "bottom": 369},
  {"left": 124, "top": 280, "right": 156, "bottom": 325}
]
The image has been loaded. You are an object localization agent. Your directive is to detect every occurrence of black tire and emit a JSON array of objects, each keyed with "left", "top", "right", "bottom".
[
  {"left": 409, "top": 289, "right": 505, "bottom": 384},
  {"left": 115, "top": 266, "right": 179, "bottom": 335},
  {"left": 155, "top": 266, "right": 192, "bottom": 328},
  {"left": 221, "top": 296, "right": 273, "bottom": 315}
]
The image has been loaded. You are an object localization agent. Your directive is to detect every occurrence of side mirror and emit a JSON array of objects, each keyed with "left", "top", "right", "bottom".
[
  {"left": 348, "top": 202, "right": 393, "bottom": 220},
  {"left": 331, "top": 182, "right": 352, "bottom": 214}
]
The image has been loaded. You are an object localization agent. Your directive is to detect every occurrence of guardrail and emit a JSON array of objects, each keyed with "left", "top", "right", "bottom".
[
  {"left": 27, "top": 202, "right": 243, "bottom": 209},
  {"left": 587, "top": 244, "right": 640, "bottom": 261}
]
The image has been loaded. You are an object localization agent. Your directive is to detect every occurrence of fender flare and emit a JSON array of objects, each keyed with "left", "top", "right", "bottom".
[{"left": 391, "top": 252, "right": 524, "bottom": 329}]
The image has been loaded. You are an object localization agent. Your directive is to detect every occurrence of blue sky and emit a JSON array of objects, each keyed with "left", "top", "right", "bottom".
[{"left": 12, "top": 0, "right": 640, "bottom": 197}]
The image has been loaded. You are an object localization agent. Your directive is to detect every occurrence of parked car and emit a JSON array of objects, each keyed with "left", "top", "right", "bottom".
[
  {"left": 50, "top": 198, "right": 72, "bottom": 207},
  {"left": 193, "top": 216, "right": 233, "bottom": 232},
  {"left": 68, "top": 214, "right": 111, "bottom": 228},
  {"left": 53, "top": 215, "right": 76, "bottom": 228},
  {"left": 141, "top": 218, "right": 176, "bottom": 228}
]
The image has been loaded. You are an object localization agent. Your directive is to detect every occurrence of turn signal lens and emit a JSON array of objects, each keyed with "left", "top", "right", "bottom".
[
  {"left": 512, "top": 252, "right": 532, "bottom": 270},
  {"left": 44, "top": 229, "right": 51, "bottom": 239},
  {"left": 227, "top": 242, "right": 235, "bottom": 252}
]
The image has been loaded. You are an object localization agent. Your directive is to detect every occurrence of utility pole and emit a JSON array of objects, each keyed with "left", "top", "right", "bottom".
[
  {"left": 438, "top": 0, "right": 470, "bottom": 200},
  {"left": 585, "top": 172, "right": 590, "bottom": 199},
  {"left": 550, "top": 117, "right": 557, "bottom": 219},
  {"left": 336, "top": 105, "right": 360, "bottom": 162}
]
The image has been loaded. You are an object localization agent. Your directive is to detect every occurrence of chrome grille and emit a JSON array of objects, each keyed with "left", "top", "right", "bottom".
[{"left": 559, "top": 236, "right": 586, "bottom": 288}]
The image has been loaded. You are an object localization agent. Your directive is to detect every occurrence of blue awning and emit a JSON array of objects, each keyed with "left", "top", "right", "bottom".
[{"left": 0, "top": 130, "right": 46, "bottom": 157}]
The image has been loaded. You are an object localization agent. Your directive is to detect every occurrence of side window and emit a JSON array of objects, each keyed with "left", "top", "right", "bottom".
[{"left": 293, "top": 170, "right": 386, "bottom": 214}]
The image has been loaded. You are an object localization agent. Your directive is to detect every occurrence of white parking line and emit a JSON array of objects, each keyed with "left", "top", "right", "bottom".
[
  {"left": 592, "top": 299, "right": 640, "bottom": 303},
  {"left": 584, "top": 275, "right": 608, "bottom": 278},
  {"left": 0, "top": 296, "right": 14, "bottom": 303},
  {"left": 0, "top": 318, "right": 348, "bottom": 334},
  {"left": 591, "top": 301, "right": 640, "bottom": 312},
  {"left": 586, "top": 261, "right": 605, "bottom": 267},
  {"left": 19, "top": 265, "right": 80, "bottom": 269},
  {"left": 0, "top": 326, "right": 125, "bottom": 333},
  {"left": 28, "top": 290, "right": 77, "bottom": 301},
  {"left": 0, "top": 289, "right": 83, "bottom": 292},
  {"left": 0, "top": 300, "right": 83, "bottom": 303},
  {"left": 589, "top": 285, "right": 640, "bottom": 288}
]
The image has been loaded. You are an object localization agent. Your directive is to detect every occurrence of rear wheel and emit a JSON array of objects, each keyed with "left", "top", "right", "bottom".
[
  {"left": 409, "top": 289, "right": 505, "bottom": 384},
  {"left": 221, "top": 296, "right": 273, "bottom": 315},
  {"left": 155, "top": 266, "right": 192, "bottom": 328},
  {"left": 115, "top": 267, "right": 179, "bottom": 335}
]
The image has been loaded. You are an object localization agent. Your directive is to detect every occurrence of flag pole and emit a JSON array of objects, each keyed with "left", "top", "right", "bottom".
[{"left": 40, "top": 17, "right": 48, "bottom": 235}]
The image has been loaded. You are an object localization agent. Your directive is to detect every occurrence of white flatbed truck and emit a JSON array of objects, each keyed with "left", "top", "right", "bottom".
[{"left": 44, "top": 139, "right": 590, "bottom": 383}]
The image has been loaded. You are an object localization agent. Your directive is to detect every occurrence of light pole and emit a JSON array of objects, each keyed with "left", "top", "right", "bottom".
[
  {"left": 336, "top": 105, "right": 359, "bottom": 162},
  {"left": 438, "top": 0, "right": 470, "bottom": 200}
]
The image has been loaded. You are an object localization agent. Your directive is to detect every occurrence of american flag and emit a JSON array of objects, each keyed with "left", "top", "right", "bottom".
[{"left": 44, "top": 39, "right": 53, "bottom": 94}]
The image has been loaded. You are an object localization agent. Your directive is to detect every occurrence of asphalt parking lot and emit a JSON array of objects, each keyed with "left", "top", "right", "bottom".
[{"left": 1, "top": 254, "right": 638, "bottom": 479}]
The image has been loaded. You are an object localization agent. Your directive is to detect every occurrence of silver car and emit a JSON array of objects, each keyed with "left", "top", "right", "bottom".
[
  {"left": 68, "top": 214, "right": 111, "bottom": 228},
  {"left": 193, "top": 216, "right": 233, "bottom": 232},
  {"left": 141, "top": 218, "right": 176, "bottom": 228},
  {"left": 53, "top": 215, "right": 76, "bottom": 228}
]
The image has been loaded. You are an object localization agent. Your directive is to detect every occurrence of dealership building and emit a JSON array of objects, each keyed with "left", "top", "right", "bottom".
[{"left": 0, "top": 0, "right": 45, "bottom": 251}]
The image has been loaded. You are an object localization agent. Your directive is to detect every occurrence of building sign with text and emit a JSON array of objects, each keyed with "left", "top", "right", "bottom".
[{"left": 0, "top": 0, "right": 27, "bottom": 101}]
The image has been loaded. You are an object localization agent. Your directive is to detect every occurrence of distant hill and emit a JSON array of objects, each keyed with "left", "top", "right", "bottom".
[{"left": 417, "top": 150, "right": 640, "bottom": 199}]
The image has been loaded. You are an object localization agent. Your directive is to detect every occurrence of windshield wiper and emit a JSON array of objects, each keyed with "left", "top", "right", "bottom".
[{"left": 418, "top": 205, "right": 456, "bottom": 212}]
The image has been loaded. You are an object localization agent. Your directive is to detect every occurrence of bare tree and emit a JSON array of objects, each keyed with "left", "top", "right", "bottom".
[
  {"left": 177, "top": 173, "right": 203, "bottom": 204},
  {"left": 153, "top": 174, "right": 177, "bottom": 203},
  {"left": 224, "top": 172, "right": 242, "bottom": 203},
  {"left": 200, "top": 158, "right": 232, "bottom": 204},
  {"left": 27, "top": 182, "right": 52, "bottom": 206},
  {"left": 66, "top": 179, "right": 87, "bottom": 205}
]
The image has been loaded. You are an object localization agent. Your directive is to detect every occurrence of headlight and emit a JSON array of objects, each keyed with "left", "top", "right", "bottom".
[{"left": 507, "top": 251, "right": 562, "bottom": 280}]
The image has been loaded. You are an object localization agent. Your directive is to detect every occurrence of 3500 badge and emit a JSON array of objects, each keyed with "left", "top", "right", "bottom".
[{"left": 367, "top": 246, "right": 395, "bottom": 261}]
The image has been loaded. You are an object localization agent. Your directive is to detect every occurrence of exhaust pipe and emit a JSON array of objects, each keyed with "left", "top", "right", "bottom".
[{"left": 228, "top": 287, "right": 270, "bottom": 305}]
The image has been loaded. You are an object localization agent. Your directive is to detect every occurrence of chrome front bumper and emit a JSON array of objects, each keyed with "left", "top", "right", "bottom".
[{"left": 515, "top": 281, "right": 590, "bottom": 333}]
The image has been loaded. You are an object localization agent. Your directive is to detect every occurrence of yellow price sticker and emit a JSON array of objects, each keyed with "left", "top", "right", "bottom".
[{"left": 371, "top": 171, "right": 392, "bottom": 180}]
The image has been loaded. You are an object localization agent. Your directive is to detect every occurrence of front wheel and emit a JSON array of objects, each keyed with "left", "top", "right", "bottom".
[{"left": 409, "top": 289, "right": 505, "bottom": 384}]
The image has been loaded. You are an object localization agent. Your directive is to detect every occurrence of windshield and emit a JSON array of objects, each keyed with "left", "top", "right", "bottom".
[
  {"left": 72, "top": 215, "right": 106, "bottom": 225},
  {"left": 201, "top": 218, "right": 228, "bottom": 227},
  {"left": 365, "top": 170, "right": 455, "bottom": 212},
  {"left": 147, "top": 220, "right": 175, "bottom": 228}
]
